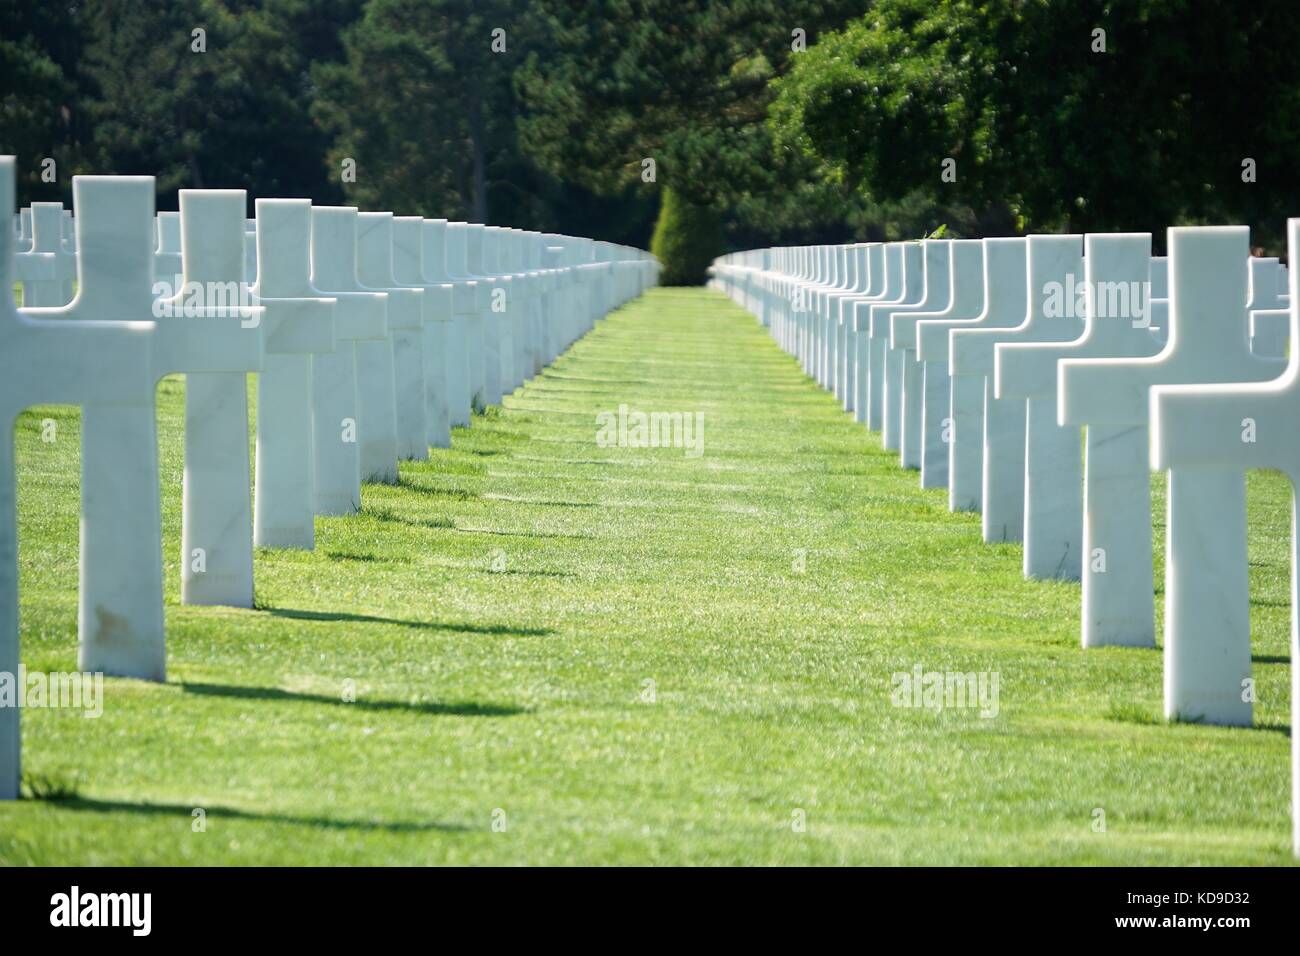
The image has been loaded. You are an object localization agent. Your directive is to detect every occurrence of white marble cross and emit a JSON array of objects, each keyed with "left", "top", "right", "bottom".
[
  {"left": 856, "top": 243, "right": 922, "bottom": 429},
  {"left": 519, "top": 231, "right": 550, "bottom": 386},
  {"left": 482, "top": 226, "right": 514, "bottom": 401},
  {"left": 266, "top": 202, "right": 380, "bottom": 515},
  {"left": 1063, "top": 226, "right": 1283, "bottom": 720},
  {"left": 892, "top": 242, "right": 964, "bottom": 473},
  {"left": 751, "top": 248, "right": 775, "bottom": 333},
  {"left": 983, "top": 237, "right": 1086, "bottom": 577},
  {"left": 491, "top": 228, "right": 519, "bottom": 395},
  {"left": 1150, "top": 218, "right": 1300, "bottom": 853},
  {"left": 423, "top": 219, "right": 473, "bottom": 427},
  {"left": 244, "top": 219, "right": 258, "bottom": 287},
  {"left": 1, "top": 158, "right": 156, "bottom": 797},
  {"left": 493, "top": 228, "right": 545, "bottom": 396},
  {"left": 20, "top": 177, "right": 167, "bottom": 679},
  {"left": 510, "top": 229, "right": 542, "bottom": 389},
  {"left": 467, "top": 224, "right": 505, "bottom": 407},
  {"left": 542, "top": 239, "right": 578, "bottom": 363},
  {"left": 1252, "top": 307, "right": 1289, "bottom": 359},
  {"left": 575, "top": 241, "right": 603, "bottom": 342},
  {"left": 1248, "top": 257, "right": 1288, "bottom": 358},
  {"left": 539, "top": 243, "right": 563, "bottom": 362},
  {"left": 541, "top": 238, "right": 572, "bottom": 366},
  {"left": 423, "top": 219, "right": 466, "bottom": 435},
  {"left": 995, "top": 241, "right": 1159, "bottom": 584},
  {"left": 783, "top": 243, "right": 841, "bottom": 401},
  {"left": 390, "top": 216, "right": 453, "bottom": 449},
  {"left": 917, "top": 238, "right": 1025, "bottom": 513},
  {"left": 764, "top": 247, "right": 791, "bottom": 355},
  {"left": 250, "top": 198, "right": 337, "bottom": 549},
  {"left": 556, "top": 236, "right": 598, "bottom": 356},
  {"left": 800, "top": 245, "right": 828, "bottom": 384},
  {"left": 541, "top": 238, "right": 569, "bottom": 360},
  {"left": 895, "top": 240, "right": 986, "bottom": 490},
  {"left": 774, "top": 246, "right": 810, "bottom": 375},
  {"left": 311, "top": 206, "right": 397, "bottom": 487},
  {"left": 1140, "top": 259, "right": 1175, "bottom": 349},
  {"left": 876, "top": 240, "right": 952, "bottom": 464},
  {"left": 1004, "top": 233, "right": 1156, "bottom": 645},
  {"left": 784, "top": 245, "right": 811, "bottom": 373},
  {"left": 1250, "top": 257, "right": 1286, "bottom": 311},
  {"left": 16, "top": 206, "right": 31, "bottom": 253},
  {"left": 839, "top": 244, "right": 890, "bottom": 418},
  {"left": 814, "top": 245, "right": 852, "bottom": 391},
  {"left": 505, "top": 230, "right": 538, "bottom": 388},
  {"left": 515, "top": 231, "right": 545, "bottom": 383},
  {"left": 358, "top": 212, "right": 427, "bottom": 462},
  {"left": 160, "top": 190, "right": 266, "bottom": 608},
  {"left": 804, "top": 242, "right": 832, "bottom": 388},
  {"left": 790, "top": 245, "right": 820, "bottom": 380},
  {"left": 827, "top": 245, "right": 878, "bottom": 410},
  {"left": 819, "top": 245, "right": 847, "bottom": 388},
  {"left": 24, "top": 177, "right": 264, "bottom": 671},
  {"left": 952, "top": 236, "right": 1082, "bottom": 545},
  {"left": 14, "top": 201, "right": 75, "bottom": 306},
  {"left": 445, "top": 222, "right": 487, "bottom": 415},
  {"left": 569, "top": 239, "right": 599, "bottom": 345},
  {"left": 584, "top": 242, "right": 616, "bottom": 338},
  {"left": 154, "top": 211, "right": 182, "bottom": 299}
]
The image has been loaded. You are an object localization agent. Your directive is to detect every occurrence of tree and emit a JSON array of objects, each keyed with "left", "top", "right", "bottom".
[
  {"left": 650, "top": 188, "right": 723, "bottom": 285},
  {"left": 517, "top": 1, "right": 871, "bottom": 267},
  {"left": 771, "top": 0, "right": 1300, "bottom": 250},
  {"left": 312, "top": 0, "right": 533, "bottom": 222},
  {"left": 0, "top": 1, "right": 90, "bottom": 202},
  {"left": 518, "top": 3, "right": 865, "bottom": 205},
  {"left": 77, "top": 0, "right": 358, "bottom": 210}
]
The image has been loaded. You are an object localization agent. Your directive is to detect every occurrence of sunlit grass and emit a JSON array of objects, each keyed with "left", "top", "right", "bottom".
[{"left": 1, "top": 287, "right": 1292, "bottom": 864}]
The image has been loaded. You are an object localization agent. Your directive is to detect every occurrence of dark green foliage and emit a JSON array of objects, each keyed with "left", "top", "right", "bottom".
[
  {"left": 8, "top": 1, "right": 1300, "bottom": 251},
  {"left": 0, "top": 0, "right": 90, "bottom": 201},
  {"left": 2, "top": 0, "right": 365, "bottom": 213},
  {"left": 650, "top": 188, "right": 723, "bottom": 285},
  {"left": 3, "top": 0, "right": 661, "bottom": 239},
  {"left": 772, "top": 0, "right": 1300, "bottom": 251},
  {"left": 79, "top": 0, "right": 358, "bottom": 208}
]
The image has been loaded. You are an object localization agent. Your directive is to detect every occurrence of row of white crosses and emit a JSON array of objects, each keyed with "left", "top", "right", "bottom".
[
  {"left": 0, "top": 155, "right": 659, "bottom": 799},
  {"left": 711, "top": 224, "right": 1299, "bottom": 855}
]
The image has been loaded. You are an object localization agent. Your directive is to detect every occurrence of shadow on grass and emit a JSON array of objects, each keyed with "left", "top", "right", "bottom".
[
  {"left": 399, "top": 480, "right": 482, "bottom": 501},
  {"left": 41, "top": 796, "right": 472, "bottom": 833},
  {"left": 1253, "top": 654, "right": 1290, "bottom": 664},
  {"left": 1253, "top": 720, "right": 1292, "bottom": 736},
  {"left": 1108, "top": 700, "right": 1290, "bottom": 736},
  {"left": 359, "top": 505, "right": 456, "bottom": 530},
  {"left": 455, "top": 526, "right": 594, "bottom": 541},
  {"left": 179, "top": 682, "right": 526, "bottom": 717},
  {"left": 261, "top": 605, "right": 554, "bottom": 637},
  {"left": 485, "top": 496, "right": 598, "bottom": 509},
  {"left": 483, "top": 569, "right": 575, "bottom": 579},
  {"left": 324, "top": 550, "right": 413, "bottom": 564}
]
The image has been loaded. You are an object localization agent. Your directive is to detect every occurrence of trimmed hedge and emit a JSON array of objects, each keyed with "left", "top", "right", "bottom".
[{"left": 649, "top": 188, "right": 724, "bottom": 286}]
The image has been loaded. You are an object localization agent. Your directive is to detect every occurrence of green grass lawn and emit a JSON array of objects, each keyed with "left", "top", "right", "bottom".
[{"left": 0, "top": 286, "right": 1293, "bottom": 864}]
